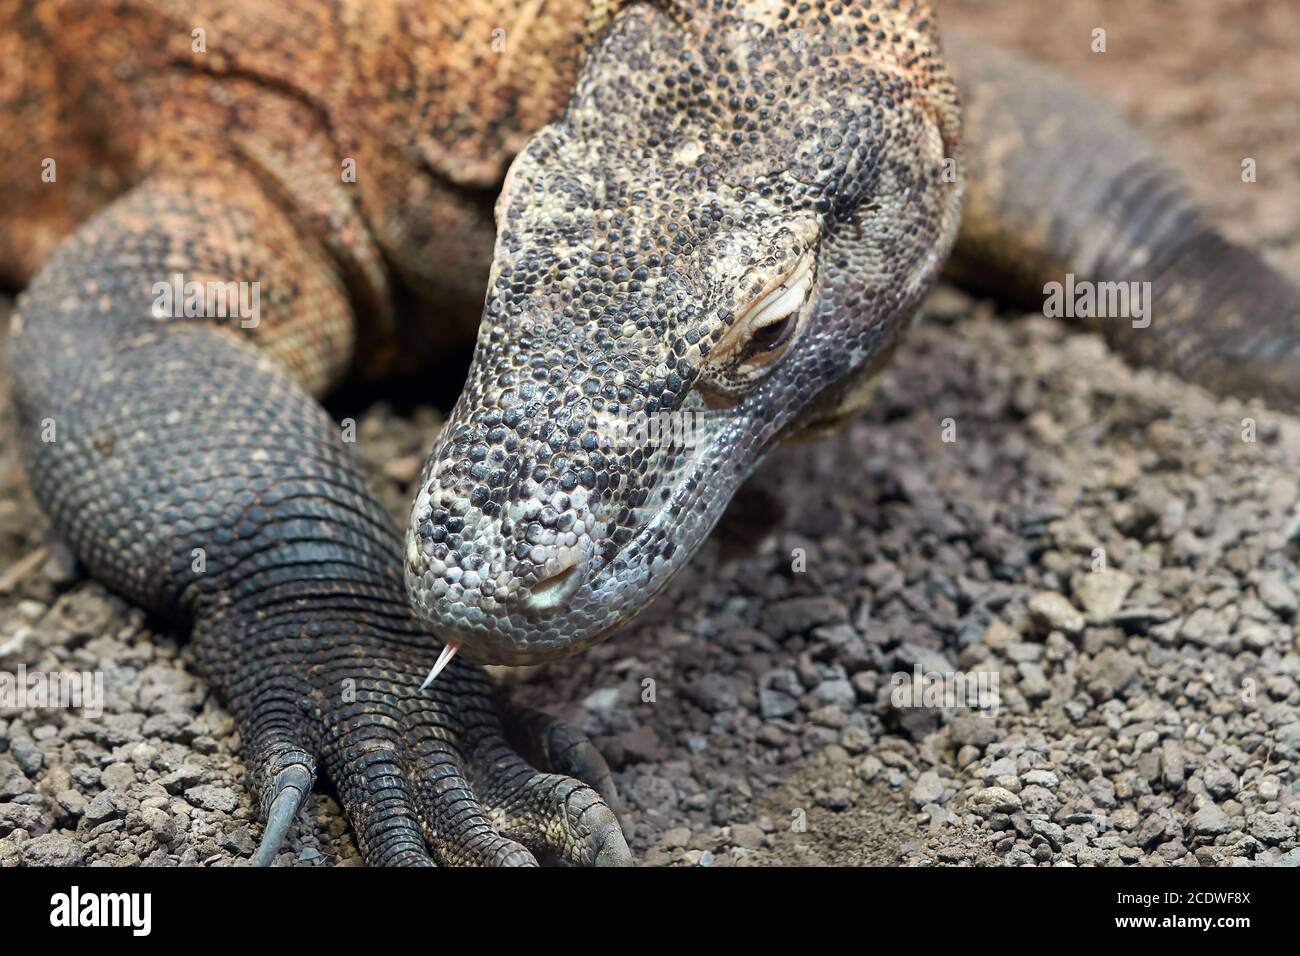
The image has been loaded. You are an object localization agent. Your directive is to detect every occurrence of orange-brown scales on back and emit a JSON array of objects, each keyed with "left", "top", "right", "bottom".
[
  {"left": 0, "top": 1, "right": 959, "bottom": 367},
  {"left": 0, "top": 1, "right": 593, "bottom": 357}
]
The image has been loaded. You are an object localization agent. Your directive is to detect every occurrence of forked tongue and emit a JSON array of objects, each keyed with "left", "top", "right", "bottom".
[{"left": 419, "top": 641, "right": 462, "bottom": 690}]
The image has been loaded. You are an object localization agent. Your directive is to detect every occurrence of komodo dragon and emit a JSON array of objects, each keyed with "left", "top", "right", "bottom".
[{"left": 2, "top": 0, "right": 1297, "bottom": 866}]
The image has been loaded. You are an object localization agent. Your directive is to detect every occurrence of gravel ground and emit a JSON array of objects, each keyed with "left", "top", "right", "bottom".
[{"left": 2, "top": 0, "right": 1298, "bottom": 867}]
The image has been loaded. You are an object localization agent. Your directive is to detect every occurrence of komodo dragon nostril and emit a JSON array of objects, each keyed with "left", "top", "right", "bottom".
[{"left": 523, "top": 555, "right": 586, "bottom": 610}]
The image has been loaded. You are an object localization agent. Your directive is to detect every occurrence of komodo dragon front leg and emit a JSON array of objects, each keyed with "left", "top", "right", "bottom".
[{"left": 6, "top": 165, "right": 629, "bottom": 867}]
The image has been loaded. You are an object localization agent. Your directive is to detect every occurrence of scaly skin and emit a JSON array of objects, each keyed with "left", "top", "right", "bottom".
[
  {"left": 3, "top": 0, "right": 1298, "bottom": 864},
  {"left": 2, "top": 0, "right": 630, "bottom": 866},
  {"left": 944, "top": 32, "right": 1300, "bottom": 411}
]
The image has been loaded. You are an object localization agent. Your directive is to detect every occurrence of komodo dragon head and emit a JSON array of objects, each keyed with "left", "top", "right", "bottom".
[{"left": 406, "top": 1, "right": 964, "bottom": 664}]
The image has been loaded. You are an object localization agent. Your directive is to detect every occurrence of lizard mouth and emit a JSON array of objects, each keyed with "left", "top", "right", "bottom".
[{"left": 406, "top": 420, "right": 751, "bottom": 666}]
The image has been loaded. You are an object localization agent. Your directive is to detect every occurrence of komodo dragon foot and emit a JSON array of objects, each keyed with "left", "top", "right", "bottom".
[{"left": 215, "top": 622, "right": 631, "bottom": 867}]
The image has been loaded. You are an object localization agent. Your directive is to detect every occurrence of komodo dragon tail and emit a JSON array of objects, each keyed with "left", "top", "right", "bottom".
[{"left": 944, "top": 32, "right": 1300, "bottom": 414}]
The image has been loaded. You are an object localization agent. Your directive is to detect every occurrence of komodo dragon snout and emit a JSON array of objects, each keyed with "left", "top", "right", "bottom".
[{"left": 405, "top": 3, "right": 965, "bottom": 664}]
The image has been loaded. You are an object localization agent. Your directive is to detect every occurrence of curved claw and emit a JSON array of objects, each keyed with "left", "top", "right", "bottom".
[
  {"left": 500, "top": 702, "right": 627, "bottom": 823},
  {"left": 592, "top": 806, "right": 634, "bottom": 867},
  {"left": 474, "top": 739, "right": 631, "bottom": 867},
  {"left": 252, "top": 763, "right": 314, "bottom": 867}
]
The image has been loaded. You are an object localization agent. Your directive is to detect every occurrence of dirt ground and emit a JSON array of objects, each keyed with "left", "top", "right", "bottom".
[{"left": 2, "top": 0, "right": 1298, "bottom": 867}]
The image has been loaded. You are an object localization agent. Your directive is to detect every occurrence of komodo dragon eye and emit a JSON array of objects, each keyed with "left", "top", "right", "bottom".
[
  {"left": 698, "top": 250, "right": 815, "bottom": 403},
  {"left": 746, "top": 310, "right": 797, "bottom": 354}
]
